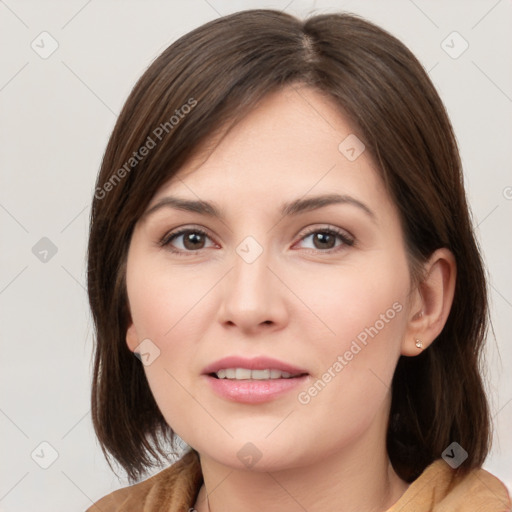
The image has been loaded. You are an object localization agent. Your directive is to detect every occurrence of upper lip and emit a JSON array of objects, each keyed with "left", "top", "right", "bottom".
[{"left": 202, "top": 356, "right": 308, "bottom": 375}]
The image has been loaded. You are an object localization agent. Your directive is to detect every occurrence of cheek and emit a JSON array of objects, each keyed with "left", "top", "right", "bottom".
[
  {"left": 127, "top": 257, "right": 222, "bottom": 341},
  {"left": 288, "top": 257, "right": 409, "bottom": 408},
  {"left": 289, "top": 256, "right": 408, "bottom": 345},
  {"left": 126, "top": 258, "right": 225, "bottom": 437}
]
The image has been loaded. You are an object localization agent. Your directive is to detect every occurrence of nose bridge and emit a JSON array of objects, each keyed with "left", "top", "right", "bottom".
[
  {"left": 230, "top": 239, "right": 272, "bottom": 303},
  {"left": 218, "top": 235, "right": 287, "bottom": 329}
]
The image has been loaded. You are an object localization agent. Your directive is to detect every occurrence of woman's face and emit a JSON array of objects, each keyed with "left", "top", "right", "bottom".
[{"left": 125, "top": 85, "right": 415, "bottom": 471}]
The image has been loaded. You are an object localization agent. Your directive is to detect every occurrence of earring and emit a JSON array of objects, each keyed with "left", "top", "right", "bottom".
[{"left": 415, "top": 338, "right": 423, "bottom": 349}]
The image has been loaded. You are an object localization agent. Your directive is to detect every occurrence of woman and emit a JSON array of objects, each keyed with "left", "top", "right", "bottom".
[{"left": 86, "top": 9, "right": 511, "bottom": 512}]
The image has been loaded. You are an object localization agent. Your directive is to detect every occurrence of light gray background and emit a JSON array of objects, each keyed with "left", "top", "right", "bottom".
[{"left": 1, "top": 1, "right": 511, "bottom": 511}]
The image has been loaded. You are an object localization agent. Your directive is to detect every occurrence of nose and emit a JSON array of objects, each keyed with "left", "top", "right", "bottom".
[{"left": 217, "top": 246, "right": 289, "bottom": 334}]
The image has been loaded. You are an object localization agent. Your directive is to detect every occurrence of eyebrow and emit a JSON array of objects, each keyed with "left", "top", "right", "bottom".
[{"left": 142, "top": 193, "right": 376, "bottom": 222}]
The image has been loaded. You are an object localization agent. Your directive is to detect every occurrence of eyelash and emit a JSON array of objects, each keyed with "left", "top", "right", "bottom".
[{"left": 158, "top": 225, "right": 355, "bottom": 256}]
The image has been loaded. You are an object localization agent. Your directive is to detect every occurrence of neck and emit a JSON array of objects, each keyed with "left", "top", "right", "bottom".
[{"left": 194, "top": 408, "right": 409, "bottom": 512}]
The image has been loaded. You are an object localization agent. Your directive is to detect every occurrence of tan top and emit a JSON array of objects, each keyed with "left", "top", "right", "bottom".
[{"left": 87, "top": 450, "right": 511, "bottom": 512}]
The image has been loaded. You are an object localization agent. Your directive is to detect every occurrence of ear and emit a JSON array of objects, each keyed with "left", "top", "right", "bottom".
[
  {"left": 126, "top": 322, "right": 139, "bottom": 352},
  {"left": 401, "top": 248, "right": 456, "bottom": 356}
]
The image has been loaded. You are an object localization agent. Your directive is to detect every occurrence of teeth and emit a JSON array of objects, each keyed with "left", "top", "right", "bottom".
[
  {"left": 214, "top": 368, "right": 299, "bottom": 380},
  {"left": 251, "top": 369, "right": 270, "bottom": 380},
  {"left": 235, "top": 368, "right": 252, "bottom": 380}
]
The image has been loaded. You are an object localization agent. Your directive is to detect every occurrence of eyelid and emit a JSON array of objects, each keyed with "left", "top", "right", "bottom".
[
  {"left": 296, "top": 224, "right": 353, "bottom": 239},
  {"left": 291, "top": 224, "right": 355, "bottom": 250},
  {"left": 159, "top": 223, "right": 355, "bottom": 254},
  {"left": 158, "top": 224, "right": 218, "bottom": 248}
]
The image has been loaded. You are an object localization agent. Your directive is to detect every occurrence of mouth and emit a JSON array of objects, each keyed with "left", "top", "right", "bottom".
[
  {"left": 202, "top": 356, "right": 309, "bottom": 403},
  {"left": 210, "top": 368, "right": 307, "bottom": 380}
]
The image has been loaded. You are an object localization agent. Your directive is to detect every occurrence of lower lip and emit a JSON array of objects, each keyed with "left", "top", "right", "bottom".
[{"left": 204, "top": 374, "right": 308, "bottom": 403}]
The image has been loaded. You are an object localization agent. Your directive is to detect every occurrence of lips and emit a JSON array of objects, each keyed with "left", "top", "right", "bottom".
[
  {"left": 202, "top": 356, "right": 308, "bottom": 377},
  {"left": 215, "top": 368, "right": 298, "bottom": 380},
  {"left": 202, "top": 356, "right": 309, "bottom": 403}
]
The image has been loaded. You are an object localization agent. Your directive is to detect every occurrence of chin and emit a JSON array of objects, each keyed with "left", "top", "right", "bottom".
[{"left": 192, "top": 434, "right": 312, "bottom": 473}]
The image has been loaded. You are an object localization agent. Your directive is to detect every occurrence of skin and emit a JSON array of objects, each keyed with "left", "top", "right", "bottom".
[{"left": 125, "top": 85, "right": 456, "bottom": 512}]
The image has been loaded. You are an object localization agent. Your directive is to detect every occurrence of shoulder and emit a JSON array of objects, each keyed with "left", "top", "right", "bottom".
[
  {"left": 85, "top": 450, "right": 202, "bottom": 512},
  {"left": 389, "top": 459, "right": 511, "bottom": 512},
  {"left": 441, "top": 463, "right": 511, "bottom": 512}
]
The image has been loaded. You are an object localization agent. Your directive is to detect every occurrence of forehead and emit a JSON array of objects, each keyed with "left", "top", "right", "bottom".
[{"left": 149, "top": 86, "right": 390, "bottom": 216}]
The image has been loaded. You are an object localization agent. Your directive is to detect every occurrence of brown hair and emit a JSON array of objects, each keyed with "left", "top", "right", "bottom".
[{"left": 87, "top": 9, "right": 491, "bottom": 482}]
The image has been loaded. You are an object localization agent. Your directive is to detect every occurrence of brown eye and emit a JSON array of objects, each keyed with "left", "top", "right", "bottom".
[
  {"left": 160, "top": 228, "right": 215, "bottom": 254},
  {"left": 312, "top": 232, "right": 336, "bottom": 249},
  {"left": 295, "top": 227, "right": 354, "bottom": 252},
  {"left": 182, "top": 231, "right": 206, "bottom": 250}
]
